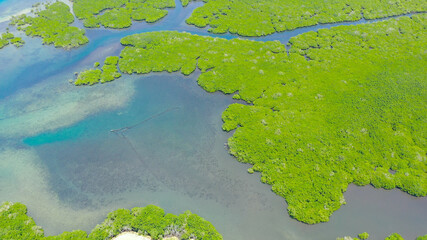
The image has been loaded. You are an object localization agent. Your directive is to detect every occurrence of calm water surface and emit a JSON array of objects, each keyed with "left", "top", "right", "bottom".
[{"left": 0, "top": 0, "right": 426, "bottom": 239}]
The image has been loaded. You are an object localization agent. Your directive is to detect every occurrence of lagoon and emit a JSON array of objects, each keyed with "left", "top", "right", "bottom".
[{"left": 0, "top": 0, "right": 426, "bottom": 239}]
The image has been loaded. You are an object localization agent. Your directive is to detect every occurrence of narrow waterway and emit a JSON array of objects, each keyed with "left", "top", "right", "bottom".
[{"left": 0, "top": 1, "right": 425, "bottom": 239}]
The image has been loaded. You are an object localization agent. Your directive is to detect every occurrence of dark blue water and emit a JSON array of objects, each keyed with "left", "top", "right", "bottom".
[{"left": 0, "top": 1, "right": 426, "bottom": 239}]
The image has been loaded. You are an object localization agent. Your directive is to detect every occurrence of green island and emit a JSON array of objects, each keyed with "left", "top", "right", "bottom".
[
  {"left": 72, "top": 0, "right": 177, "bottom": 28},
  {"left": 0, "top": 31, "right": 25, "bottom": 49},
  {"left": 73, "top": 14, "right": 427, "bottom": 224},
  {"left": 337, "top": 232, "right": 427, "bottom": 240},
  {"left": 185, "top": 0, "right": 426, "bottom": 36},
  {"left": 9, "top": 2, "right": 88, "bottom": 49},
  {"left": 74, "top": 56, "right": 122, "bottom": 85},
  {"left": 0, "top": 201, "right": 222, "bottom": 240}
]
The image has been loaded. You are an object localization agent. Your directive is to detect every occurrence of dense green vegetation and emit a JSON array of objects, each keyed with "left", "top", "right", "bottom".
[
  {"left": 74, "top": 56, "right": 121, "bottom": 85},
  {"left": 114, "top": 14, "right": 427, "bottom": 224},
  {"left": 417, "top": 235, "right": 427, "bottom": 240},
  {"left": 359, "top": 232, "right": 369, "bottom": 240},
  {"left": 180, "top": 0, "right": 195, "bottom": 7},
  {"left": 385, "top": 233, "right": 405, "bottom": 240},
  {"left": 0, "top": 31, "right": 25, "bottom": 49},
  {"left": 186, "top": 0, "right": 426, "bottom": 36},
  {"left": 73, "top": 0, "right": 176, "bottom": 28},
  {"left": 9, "top": 2, "right": 88, "bottom": 49},
  {"left": 337, "top": 232, "right": 414, "bottom": 240},
  {"left": 0, "top": 202, "right": 222, "bottom": 240},
  {"left": 0, "top": 202, "right": 44, "bottom": 239},
  {"left": 89, "top": 205, "right": 222, "bottom": 240}
]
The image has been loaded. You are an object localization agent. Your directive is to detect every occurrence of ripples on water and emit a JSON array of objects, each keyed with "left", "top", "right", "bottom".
[{"left": 0, "top": 0, "right": 426, "bottom": 239}]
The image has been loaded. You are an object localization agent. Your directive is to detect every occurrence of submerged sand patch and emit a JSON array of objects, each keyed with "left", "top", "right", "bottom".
[{"left": 0, "top": 74, "right": 135, "bottom": 139}]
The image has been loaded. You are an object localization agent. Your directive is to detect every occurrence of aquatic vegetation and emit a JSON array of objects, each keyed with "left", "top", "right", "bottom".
[
  {"left": 10, "top": 37, "right": 25, "bottom": 47},
  {"left": 74, "top": 56, "right": 121, "bottom": 85},
  {"left": 73, "top": 0, "right": 176, "bottom": 28},
  {"left": 115, "top": 14, "right": 427, "bottom": 224},
  {"left": 385, "top": 233, "right": 405, "bottom": 240},
  {"left": 45, "top": 231, "right": 88, "bottom": 240},
  {"left": 186, "top": 0, "right": 426, "bottom": 36},
  {"left": 9, "top": 2, "right": 88, "bottom": 49},
  {"left": 74, "top": 69, "right": 102, "bottom": 86},
  {"left": 0, "top": 202, "right": 222, "bottom": 240},
  {"left": 359, "top": 232, "right": 369, "bottom": 240},
  {"left": 0, "top": 32, "right": 25, "bottom": 49},
  {"left": 338, "top": 232, "right": 407, "bottom": 240},
  {"left": 101, "top": 56, "right": 122, "bottom": 83},
  {"left": 180, "top": 0, "right": 195, "bottom": 7}
]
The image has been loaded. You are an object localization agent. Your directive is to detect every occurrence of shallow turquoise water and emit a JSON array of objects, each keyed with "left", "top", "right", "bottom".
[{"left": 0, "top": 1, "right": 426, "bottom": 239}]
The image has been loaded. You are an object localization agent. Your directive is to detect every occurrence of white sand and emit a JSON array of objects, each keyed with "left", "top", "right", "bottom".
[
  {"left": 112, "top": 232, "right": 151, "bottom": 240},
  {"left": 0, "top": 7, "right": 31, "bottom": 23}
]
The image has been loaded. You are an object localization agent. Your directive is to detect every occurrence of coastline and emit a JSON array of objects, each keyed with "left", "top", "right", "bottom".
[
  {"left": 112, "top": 232, "right": 150, "bottom": 240},
  {"left": 0, "top": 7, "right": 31, "bottom": 23},
  {"left": 112, "top": 232, "right": 179, "bottom": 240}
]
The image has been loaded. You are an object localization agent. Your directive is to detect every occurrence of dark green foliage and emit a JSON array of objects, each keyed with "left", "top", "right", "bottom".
[
  {"left": 0, "top": 202, "right": 44, "bottom": 240},
  {"left": 0, "top": 202, "right": 222, "bottom": 240},
  {"left": 186, "top": 0, "right": 426, "bottom": 36},
  {"left": 9, "top": 2, "right": 88, "bottom": 49},
  {"left": 73, "top": 0, "right": 175, "bottom": 29},
  {"left": 385, "top": 233, "right": 405, "bottom": 240},
  {"left": 115, "top": 15, "right": 427, "bottom": 224}
]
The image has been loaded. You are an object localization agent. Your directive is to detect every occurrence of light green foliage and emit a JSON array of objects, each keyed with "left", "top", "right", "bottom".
[
  {"left": 339, "top": 233, "right": 406, "bottom": 240},
  {"left": 10, "top": 37, "right": 25, "bottom": 47},
  {"left": 116, "top": 15, "right": 427, "bottom": 224},
  {"left": 45, "top": 230, "right": 88, "bottom": 240},
  {"left": 417, "top": 235, "right": 427, "bottom": 240},
  {"left": 180, "top": 0, "right": 194, "bottom": 7},
  {"left": 74, "top": 69, "right": 102, "bottom": 86},
  {"left": 186, "top": 0, "right": 426, "bottom": 36},
  {"left": 0, "top": 202, "right": 222, "bottom": 240},
  {"left": 94, "top": 62, "right": 100, "bottom": 68},
  {"left": 2, "top": 32, "right": 14, "bottom": 40},
  {"left": 359, "top": 232, "right": 369, "bottom": 239},
  {"left": 0, "top": 202, "right": 44, "bottom": 240},
  {"left": 9, "top": 2, "right": 88, "bottom": 49},
  {"left": 385, "top": 233, "right": 405, "bottom": 240},
  {"left": 89, "top": 205, "right": 222, "bottom": 240},
  {"left": 0, "top": 37, "right": 9, "bottom": 49},
  {"left": 119, "top": 31, "right": 286, "bottom": 98},
  {"left": 0, "top": 32, "right": 25, "bottom": 49},
  {"left": 101, "top": 56, "right": 122, "bottom": 83},
  {"left": 74, "top": 56, "right": 121, "bottom": 85},
  {"left": 73, "top": 0, "right": 175, "bottom": 28}
]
